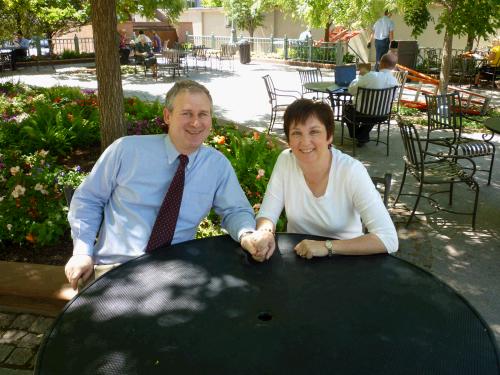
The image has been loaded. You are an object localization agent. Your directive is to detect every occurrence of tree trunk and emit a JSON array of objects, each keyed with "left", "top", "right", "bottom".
[
  {"left": 90, "top": 0, "right": 125, "bottom": 153},
  {"left": 439, "top": 29, "right": 453, "bottom": 93},
  {"left": 324, "top": 22, "right": 332, "bottom": 42},
  {"left": 465, "top": 33, "right": 475, "bottom": 51}
]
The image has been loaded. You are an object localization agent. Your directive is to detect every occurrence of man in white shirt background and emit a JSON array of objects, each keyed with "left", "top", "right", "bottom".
[
  {"left": 345, "top": 53, "right": 399, "bottom": 146},
  {"left": 367, "top": 10, "right": 394, "bottom": 71}
]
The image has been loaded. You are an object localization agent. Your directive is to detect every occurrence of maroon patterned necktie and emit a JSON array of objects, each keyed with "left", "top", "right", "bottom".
[{"left": 146, "top": 154, "right": 188, "bottom": 252}]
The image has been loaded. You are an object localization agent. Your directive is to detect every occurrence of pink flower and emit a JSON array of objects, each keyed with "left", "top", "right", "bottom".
[{"left": 256, "top": 169, "right": 265, "bottom": 180}]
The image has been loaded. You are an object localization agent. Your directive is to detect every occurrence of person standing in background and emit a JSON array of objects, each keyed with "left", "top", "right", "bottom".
[
  {"left": 10, "top": 31, "right": 30, "bottom": 70},
  {"left": 367, "top": 10, "right": 394, "bottom": 71},
  {"left": 152, "top": 30, "right": 162, "bottom": 53}
]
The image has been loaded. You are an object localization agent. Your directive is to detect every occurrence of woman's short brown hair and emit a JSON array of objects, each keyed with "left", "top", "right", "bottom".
[{"left": 283, "top": 98, "right": 334, "bottom": 142}]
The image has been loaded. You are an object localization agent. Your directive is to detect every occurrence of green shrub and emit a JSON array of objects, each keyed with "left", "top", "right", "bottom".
[{"left": 0, "top": 150, "right": 67, "bottom": 247}]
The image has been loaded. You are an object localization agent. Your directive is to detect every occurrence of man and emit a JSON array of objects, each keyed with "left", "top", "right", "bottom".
[
  {"left": 299, "top": 27, "right": 312, "bottom": 42},
  {"left": 345, "top": 53, "right": 399, "bottom": 146},
  {"left": 11, "top": 31, "right": 30, "bottom": 70},
  {"left": 65, "top": 80, "right": 275, "bottom": 290},
  {"left": 474, "top": 39, "right": 500, "bottom": 87},
  {"left": 368, "top": 10, "right": 394, "bottom": 71}
]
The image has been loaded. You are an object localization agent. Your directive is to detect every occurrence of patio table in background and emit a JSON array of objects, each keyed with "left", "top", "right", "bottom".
[{"left": 35, "top": 234, "right": 499, "bottom": 375}]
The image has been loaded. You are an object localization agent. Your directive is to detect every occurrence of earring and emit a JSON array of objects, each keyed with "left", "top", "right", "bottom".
[{"left": 328, "top": 143, "right": 332, "bottom": 149}]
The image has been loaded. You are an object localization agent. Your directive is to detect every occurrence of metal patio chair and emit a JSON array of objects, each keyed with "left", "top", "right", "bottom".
[
  {"left": 424, "top": 92, "right": 495, "bottom": 184},
  {"left": 297, "top": 68, "right": 323, "bottom": 99},
  {"left": 395, "top": 118, "right": 479, "bottom": 230},
  {"left": 391, "top": 70, "right": 408, "bottom": 112},
  {"left": 262, "top": 74, "right": 301, "bottom": 134},
  {"left": 341, "top": 86, "right": 398, "bottom": 156}
]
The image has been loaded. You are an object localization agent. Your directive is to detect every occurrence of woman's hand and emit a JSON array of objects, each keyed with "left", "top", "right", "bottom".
[{"left": 294, "top": 240, "right": 328, "bottom": 259}]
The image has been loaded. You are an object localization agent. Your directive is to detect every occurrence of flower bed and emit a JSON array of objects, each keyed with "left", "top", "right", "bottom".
[{"left": 0, "top": 82, "right": 284, "bottom": 254}]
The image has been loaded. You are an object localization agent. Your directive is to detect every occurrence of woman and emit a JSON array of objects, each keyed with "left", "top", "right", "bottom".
[
  {"left": 255, "top": 99, "right": 398, "bottom": 260},
  {"left": 134, "top": 34, "right": 158, "bottom": 77}
]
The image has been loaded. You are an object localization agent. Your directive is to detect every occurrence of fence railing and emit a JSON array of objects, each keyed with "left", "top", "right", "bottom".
[
  {"left": 186, "top": 33, "right": 358, "bottom": 64},
  {"left": 2, "top": 35, "right": 95, "bottom": 58}
]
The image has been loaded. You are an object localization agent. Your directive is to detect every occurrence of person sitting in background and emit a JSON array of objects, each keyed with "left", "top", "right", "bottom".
[
  {"left": 134, "top": 33, "right": 158, "bottom": 77},
  {"left": 11, "top": 31, "right": 30, "bottom": 70},
  {"left": 344, "top": 52, "right": 398, "bottom": 146},
  {"left": 254, "top": 99, "right": 398, "bottom": 261},
  {"left": 152, "top": 30, "right": 162, "bottom": 53},
  {"left": 118, "top": 29, "right": 131, "bottom": 64},
  {"left": 474, "top": 39, "right": 500, "bottom": 87}
]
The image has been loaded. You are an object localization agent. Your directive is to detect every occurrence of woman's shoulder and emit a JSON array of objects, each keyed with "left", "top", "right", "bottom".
[{"left": 332, "top": 148, "right": 365, "bottom": 171}]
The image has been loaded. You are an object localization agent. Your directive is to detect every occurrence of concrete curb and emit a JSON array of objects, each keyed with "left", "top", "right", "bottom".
[{"left": 0, "top": 261, "right": 76, "bottom": 317}]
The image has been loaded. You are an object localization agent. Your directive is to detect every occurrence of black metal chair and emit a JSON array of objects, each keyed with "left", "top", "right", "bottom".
[
  {"left": 424, "top": 92, "right": 495, "bottom": 184},
  {"left": 395, "top": 118, "right": 479, "bottom": 230},
  {"left": 262, "top": 75, "right": 301, "bottom": 134},
  {"left": 297, "top": 68, "right": 323, "bottom": 99},
  {"left": 326, "top": 89, "right": 352, "bottom": 127},
  {"left": 391, "top": 70, "right": 408, "bottom": 112},
  {"left": 371, "top": 173, "right": 392, "bottom": 208},
  {"left": 341, "top": 86, "right": 398, "bottom": 156}
]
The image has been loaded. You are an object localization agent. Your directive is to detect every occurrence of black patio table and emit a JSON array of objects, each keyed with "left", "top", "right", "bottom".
[{"left": 35, "top": 234, "right": 499, "bottom": 375}]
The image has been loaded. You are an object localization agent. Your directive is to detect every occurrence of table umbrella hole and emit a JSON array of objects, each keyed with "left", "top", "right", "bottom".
[{"left": 257, "top": 312, "right": 272, "bottom": 321}]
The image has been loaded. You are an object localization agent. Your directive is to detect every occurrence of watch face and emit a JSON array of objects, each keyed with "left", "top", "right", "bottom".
[{"left": 325, "top": 240, "right": 333, "bottom": 250}]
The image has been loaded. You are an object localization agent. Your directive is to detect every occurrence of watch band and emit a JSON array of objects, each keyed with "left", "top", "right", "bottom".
[{"left": 325, "top": 240, "right": 335, "bottom": 257}]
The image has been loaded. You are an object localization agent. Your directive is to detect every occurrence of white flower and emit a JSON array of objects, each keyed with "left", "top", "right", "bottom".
[
  {"left": 0, "top": 196, "right": 4, "bottom": 202},
  {"left": 38, "top": 149, "right": 49, "bottom": 157},
  {"left": 34, "top": 183, "right": 49, "bottom": 195},
  {"left": 6, "top": 224, "right": 12, "bottom": 231},
  {"left": 0, "top": 176, "right": 5, "bottom": 183},
  {"left": 11, "top": 185, "right": 26, "bottom": 198},
  {"left": 10, "top": 166, "right": 20, "bottom": 176},
  {"left": 14, "top": 113, "right": 29, "bottom": 123}
]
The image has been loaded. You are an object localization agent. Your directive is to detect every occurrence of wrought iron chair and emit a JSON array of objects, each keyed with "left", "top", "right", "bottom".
[
  {"left": 391, "top": 70, "right": 408, "bottom": 112},
  {"left": 297, "top": 68, "right": 323, "bottom": 99},
  {"left": 395, "top": 118, "right": 479, "bottom": 230},
  {"left": 363, "top": 173, "right": 392, "bottom": 233},
  {"left": 326, "top": 89, "right": 352, "bottom": 129},
  {"left": 160, "top": 49, "right": 188, "bottom": 78},
  {"left": 262, "top": 75, "right": 301, "bottom": 134},
  {"left": 340, "top": 86, "right": 398, "bottom": 156},
  {"left": 424, "top": 92, "right": 495, "bottom": 184},
  {"left": 191, "top": 45, "right": 211, "bottom": 70},
  {"left": 216, "top": 44, "right": 236, "bottom": 71},
  {"left": 371, "top": 173, "right": 392, "bottom": 208}
]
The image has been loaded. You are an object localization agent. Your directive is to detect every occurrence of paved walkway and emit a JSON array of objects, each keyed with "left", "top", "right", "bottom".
[{"left": 1, "top": 60, "right": 500, "bottom": 373}]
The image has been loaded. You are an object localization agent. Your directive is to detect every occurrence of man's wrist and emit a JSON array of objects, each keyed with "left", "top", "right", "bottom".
[
  {"left": 324, "top": 240, "right": 336, "bottom": 257},
  {"left": 239, "top": 230, "right": 255, "bottom": 242}
]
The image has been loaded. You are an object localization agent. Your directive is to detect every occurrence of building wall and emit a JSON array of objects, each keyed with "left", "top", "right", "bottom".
[{"left": 178, "top": 6, "right": 499, "bottom": 61}]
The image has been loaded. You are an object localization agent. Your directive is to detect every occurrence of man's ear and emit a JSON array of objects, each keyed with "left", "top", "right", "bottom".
[{"left": 163, "top": 107, "right": 170, "bottom": 125}]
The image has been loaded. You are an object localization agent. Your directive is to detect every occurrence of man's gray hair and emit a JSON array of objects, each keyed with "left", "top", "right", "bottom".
[{"left": 165, "top": 80, "right": 213, "bottom": 112}]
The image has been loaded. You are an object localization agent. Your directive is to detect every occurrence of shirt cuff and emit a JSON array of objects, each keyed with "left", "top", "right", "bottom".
[
  {"left": 72, "top": 238, "right": 94, "bottom": 257},
  {"left": 237, "top": 227, "right": 255, "bottom": 242}
]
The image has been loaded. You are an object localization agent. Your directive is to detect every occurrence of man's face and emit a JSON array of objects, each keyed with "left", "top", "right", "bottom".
[{"left": 163, "top": 90, "right": 212, "bottom": 155}]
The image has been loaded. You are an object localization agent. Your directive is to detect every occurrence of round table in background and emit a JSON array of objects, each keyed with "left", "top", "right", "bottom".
[
  {"left": 35, "top": 234, "right": 499, "bottom": 375},
  {"left": 484, "top": 117, "right": 500, "bottom": 135}
]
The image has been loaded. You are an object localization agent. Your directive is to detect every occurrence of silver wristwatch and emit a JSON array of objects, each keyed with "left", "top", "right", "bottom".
[{"left": 325, "top": 240, "right": 335, "bottom": 257}]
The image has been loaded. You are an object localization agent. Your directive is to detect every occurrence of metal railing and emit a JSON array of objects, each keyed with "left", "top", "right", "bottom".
[
  {"left": 186, "top": 33, "right": 356, "bottom": 64},
  {"left": 2, "top": 35, "right": 95, "bottom": 58}
]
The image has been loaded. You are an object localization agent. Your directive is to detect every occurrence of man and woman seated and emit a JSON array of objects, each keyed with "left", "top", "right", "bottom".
[
  {"left": 474, "top": 39, "right": 500, "bottom": 87},
  {"left": 65, "top": 80, "right": 398, "bottom": 289},
  {"left": 133, "top": 31, "right": 158, "bottom": 77}
]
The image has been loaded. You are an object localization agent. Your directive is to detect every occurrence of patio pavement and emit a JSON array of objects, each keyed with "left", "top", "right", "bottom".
[{"left": 1, "top": 60, "right": 499, "bottom": 373}]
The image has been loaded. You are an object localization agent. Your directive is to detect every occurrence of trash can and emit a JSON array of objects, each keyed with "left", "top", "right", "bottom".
[
  {"left": 391, "top": 40, "right": 419, "bottom": 70},
  {"left": 238, "top": 40, "right": 251, "bottom": 64}
]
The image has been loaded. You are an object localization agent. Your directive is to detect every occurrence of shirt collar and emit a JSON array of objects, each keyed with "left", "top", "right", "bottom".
[{"left": 164, "top": 134, "right": 200, "bottom": 169}]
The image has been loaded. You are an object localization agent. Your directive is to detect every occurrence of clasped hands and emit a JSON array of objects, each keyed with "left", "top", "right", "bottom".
[{"left": 242, "top": 234, "right": 328, "bottom": 262}]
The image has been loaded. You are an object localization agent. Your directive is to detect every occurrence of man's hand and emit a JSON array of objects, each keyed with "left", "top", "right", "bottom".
[
  {"left": 367, "top": 42, "right": 371, "bottom": 49},
  {"left": 241, "top": 231, "right": 276, "bottom": 262},
  {"left": 64, "top": 255, "right": 94, "bottom": 290},
  {"left": 294, "top": 240, "right": 328, "bottom": 259}
]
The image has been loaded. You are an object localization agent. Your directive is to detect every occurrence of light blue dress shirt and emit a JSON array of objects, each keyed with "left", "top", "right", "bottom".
[{"left": 68, "top": 134, "right": 256, "bottom": 264}]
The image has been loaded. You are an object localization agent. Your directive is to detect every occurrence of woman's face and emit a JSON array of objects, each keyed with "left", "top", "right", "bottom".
[{"left": 288, "top": 115, "right": 332, "bottom": 166}]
